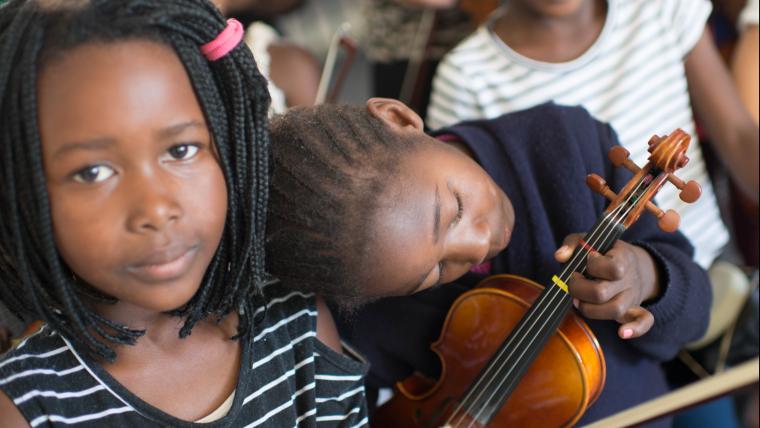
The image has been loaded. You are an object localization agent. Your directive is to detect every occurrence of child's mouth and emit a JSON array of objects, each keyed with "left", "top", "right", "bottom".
[{"left": 127, "top": 244, "right": 199, "bottom": 283}]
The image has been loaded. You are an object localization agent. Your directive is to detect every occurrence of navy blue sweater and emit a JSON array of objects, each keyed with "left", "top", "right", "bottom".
[{"left": 339, "top": 104, "right": 711, "bottom": 426}]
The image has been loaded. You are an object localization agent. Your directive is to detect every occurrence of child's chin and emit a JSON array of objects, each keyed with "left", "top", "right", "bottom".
[{"left": 143, "top": 284, "right": 201, "bottom": 313}]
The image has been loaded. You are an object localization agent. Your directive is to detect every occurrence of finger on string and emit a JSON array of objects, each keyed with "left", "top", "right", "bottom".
[
  {"left": 555, "top": 233, "right": 583, "bottom": 263},
  {"left": 575, "top": 291, "right": 634, "bottom": 321},
  {"left": 586, "top": 250, "right": 626, "bottom": 282},
  {"left": 617, "top": 306, "right": 655, "bottom": 339},
  {"left": 567, "top": 272, "right": 617, "bottom": 304}
]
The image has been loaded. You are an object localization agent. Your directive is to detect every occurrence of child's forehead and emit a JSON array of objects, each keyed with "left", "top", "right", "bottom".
[
  {"left": 39, "top": 41, "right": 182, "bottom": 104},
  {"left": 37, "top": 40, "right": 206, "bottom": 148},
  {"left": 43, "top": 38, "right": 174, "bottom": 70}
]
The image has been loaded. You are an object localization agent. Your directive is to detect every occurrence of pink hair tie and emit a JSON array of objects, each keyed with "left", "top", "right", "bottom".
[{"left": 201, "top": 18, "right": 244, "bottom": 61}]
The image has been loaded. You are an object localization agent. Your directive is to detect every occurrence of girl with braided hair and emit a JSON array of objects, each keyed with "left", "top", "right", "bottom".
[{"left": 0, "top": 1, "right": 367, "bottom": 426}]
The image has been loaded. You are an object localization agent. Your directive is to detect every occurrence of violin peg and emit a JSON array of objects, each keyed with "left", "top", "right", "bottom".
[
  {"left": 586, "top": 174, "right": 617, "bottom": 201},
  {"left": 657, "top": 209, "right": 680, "bottom": 233},
  {"left": 609, "top": 146, "right": 641, "bottom": 174},
  {"left": 665, "top": 174, "right": 701, "bottom": 203},
  {"left": 678, "top": 180, "right": 701, "bottom": 203},
  {"left": 586, "top": 174, "right": 606, "bottom": 192},
  {"left": 608, "top": 146, "right": 630, "bottom": 167},
  {"left": 644, "top": 203, "right": 680, "bottom": 232}
]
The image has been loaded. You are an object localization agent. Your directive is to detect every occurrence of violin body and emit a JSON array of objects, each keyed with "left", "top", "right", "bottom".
[{"left": 372, "top": 274, "right": 605, "bottom": 428}]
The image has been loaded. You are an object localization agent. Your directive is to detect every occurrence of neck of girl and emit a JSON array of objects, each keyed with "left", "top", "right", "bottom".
[{"left": 493, "top": 0, "right": 607, "bottom": 63}]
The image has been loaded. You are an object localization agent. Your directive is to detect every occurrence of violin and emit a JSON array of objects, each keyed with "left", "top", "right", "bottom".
[{"left": 372, "top": 130, "right": 702, "bottom": 427}]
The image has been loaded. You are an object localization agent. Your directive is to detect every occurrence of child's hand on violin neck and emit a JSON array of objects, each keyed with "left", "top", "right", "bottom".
[{"left": 555, "top": 234, "right": 661, "bottom": 340}]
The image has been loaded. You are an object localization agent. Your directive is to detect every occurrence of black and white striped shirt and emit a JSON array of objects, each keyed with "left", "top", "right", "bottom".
[
  {"left": 427, "top": 0, "right": 728, "bottom": 269},
  {"left": 0, "top": 288, "right": 369, "bottom": 427}
]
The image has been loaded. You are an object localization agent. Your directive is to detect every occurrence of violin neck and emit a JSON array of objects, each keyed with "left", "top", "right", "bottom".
[{"left": 458, "top": 213, "right": 626, "bottom": 425}]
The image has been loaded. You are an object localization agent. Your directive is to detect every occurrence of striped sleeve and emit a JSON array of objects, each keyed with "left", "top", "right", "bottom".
[
  {"left": 241, "top": 288, "right": 369, "bottom": 427},
  {"left": 427, "top": 42, "right": 482, "bottom": 129},
  {"left": 0, "top": 329, "right": 138, "bottom": 427},
  {"left": 660, "top": 0, "right": 712, "bottom": 57},
  {"left": 313, "top": 341, "right": 368, "bottom": 427}
]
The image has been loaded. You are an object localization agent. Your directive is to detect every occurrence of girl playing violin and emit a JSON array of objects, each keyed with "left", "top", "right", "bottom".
[{"left": 266, "top": 98, "right": 712, "bottom": 426}]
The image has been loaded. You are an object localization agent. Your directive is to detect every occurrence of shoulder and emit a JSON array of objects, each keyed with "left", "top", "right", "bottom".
[
  {"left": 449, "top": 26, "right": 495, "bottom": 56},
  {"left": 650, "top": 0, "right": 712, "bottom": 43},
  {"left": 0, "top": 325, "right": 66, "bottom": 373},
  {"left": 439, "top": 26, "right": 500, "bottom": 70},
  {"left": 441, "top": 103, "right": 618, "bottom": 177},
  {"left": 503, "top": 102, "right": 595, "bottom": 122},
  {"left": 653, "top": 0, "right": 712, "bottom": 20},
  {"left": 0, "top": 326, "right": 79, "bottom": 426},
  {"left": 250, "top": 286, "right": 367, "bottom": 374},
  {"left": 241, "top": 288, "right": 368, "bottom": 426},
  {"left": 0, "top": 324, "right": 68, "bottom": 376},
  {"left": 252, "top": 286, "right": 363, "bottom": 370},
  {"left": 253, "top": 285, "right": 313, "bottom": 330},
  {"left": 435, "top": 102, "right": 611, "bottom": 144},
  {"left": 484, "top": 102, "right": 613, "bottom": 141}
]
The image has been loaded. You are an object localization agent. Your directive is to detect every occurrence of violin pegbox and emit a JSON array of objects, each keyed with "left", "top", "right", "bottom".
[{"left": 586, "top": 129, "right": 702, "bottom": 233}]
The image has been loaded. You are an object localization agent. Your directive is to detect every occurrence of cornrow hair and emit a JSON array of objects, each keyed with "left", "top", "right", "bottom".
[
  {"left": 266, "top": 104, "right": 419, "bottom": 310},
  {"left": 0, "top": 0, "right": 271, "bottom": 361}
]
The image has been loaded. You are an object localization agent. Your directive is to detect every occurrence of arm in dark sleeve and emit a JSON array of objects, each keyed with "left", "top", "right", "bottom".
[
  {"left": 627, "top": 233, "right": 711, "bottom": 361},
  {"left": 596, "top": 122, "right": 712, "bottom": 361}
]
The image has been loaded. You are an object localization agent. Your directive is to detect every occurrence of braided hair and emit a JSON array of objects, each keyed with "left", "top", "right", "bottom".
[
  {"left": 267, "top": 104, "right": 419, "bottom": 310},
  {"left": 0, "top": 0, "right": 271, "bottom": 361}
]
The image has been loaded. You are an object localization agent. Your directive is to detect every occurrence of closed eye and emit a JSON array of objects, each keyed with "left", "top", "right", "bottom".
[{"left": 451, "top": 191, "right": 463, "bottom": 226}]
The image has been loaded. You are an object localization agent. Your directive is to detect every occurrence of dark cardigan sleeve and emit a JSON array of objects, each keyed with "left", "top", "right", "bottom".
[{"left": 599, "top": 123, "right": 712, "bottom": 361}]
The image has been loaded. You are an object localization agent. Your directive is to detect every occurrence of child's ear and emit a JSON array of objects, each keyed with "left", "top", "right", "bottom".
[{"left": 366, "top": 98, "right": 424, "bottom": 132}]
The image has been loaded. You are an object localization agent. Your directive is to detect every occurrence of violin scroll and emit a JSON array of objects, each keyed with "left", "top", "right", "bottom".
[
  {"left": 587, "top": 129, "right": 701, "bottom": 231},
  {"left": 647, "top": 132, "right": 690, "bottom": 173}
]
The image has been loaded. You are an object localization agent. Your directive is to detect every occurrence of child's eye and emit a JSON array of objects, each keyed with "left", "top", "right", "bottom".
[
  {"left": 73, "top": 165, "right": 115, "bottom": 183},
  {"left": 164, "top": 144, "right": 199, "bottom": 161},
  {"left": 451, "top": 191, "right": 464, "bottom": 226}
]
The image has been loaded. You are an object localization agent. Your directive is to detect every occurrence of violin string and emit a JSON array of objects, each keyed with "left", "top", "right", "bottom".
[
  {"left": 456, "top": 200, "right": 637, "bottom": 428},
  {"left": 457, "top": 181, "right": 646, "bottom": 428},
  {"left": 447, "top": 177, "right": 644, "bottom": 426},
  {"left": 447, "top": 175, "right": 649, "bottom": 427},
  {"left": 459, "top": 205, "right": 633, "bottom": 428},
  {"left": 443, "top": 208, "right": 620, "bottom": 427},
  {"left": 445, "top": 205, "right": 629, "bottom": 428}
]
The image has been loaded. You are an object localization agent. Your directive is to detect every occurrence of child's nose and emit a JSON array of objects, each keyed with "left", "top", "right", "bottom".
[
  {"left": 125, "top": 173, "right": 183, "bottom": 233},
  {"left": 447, "top": 218, "right": 491, "bottom": 265}
]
